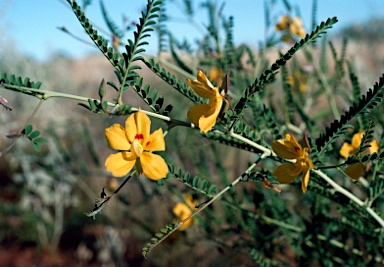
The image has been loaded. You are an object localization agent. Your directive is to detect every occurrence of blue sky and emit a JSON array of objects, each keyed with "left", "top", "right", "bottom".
[{"left": 1, "top": 0, "right": 382, "bottom": 61}]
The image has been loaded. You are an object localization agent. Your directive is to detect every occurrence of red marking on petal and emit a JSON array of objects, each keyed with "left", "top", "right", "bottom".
[
  {"left": 146, "top": 141, "right": 150, "bottom": 147},
  {"left": 135, "top": 133, "right": 144, "bottom": 140},
  {"left": 295, "top": 146, "right": 301, "bottom": 152}
]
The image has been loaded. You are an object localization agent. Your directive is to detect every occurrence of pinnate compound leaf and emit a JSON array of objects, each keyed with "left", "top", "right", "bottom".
[
  {"left": 142, "top": 223, "right": 176, "bottom": 258},
  {"left": 24, "top": 124, "right": 33, "bottom": 135}
]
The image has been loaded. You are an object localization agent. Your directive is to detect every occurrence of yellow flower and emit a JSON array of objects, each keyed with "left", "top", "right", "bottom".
[
  {"left": 208, "top": 67, "right": 224, "bottom": 86},
  {"left": 271, "top": 134, "right": 314, "bottom": 193},
  {"left": 287, "top": 70, "right": 309, "bottom": 93},
  {"left": 104, "top": 109, "right": 168, "bottom": 180},
  {"left": 275, "top": 15, "right": 306, "bottom": 43},
  {"left": 172, "top": 195, "right": 198, "bottom": 231},
  {"left": 339, "top": 132, "right": 379, "bottom": 179},
  {"left": 187, "top": 70, "right": 225, "bottom": 133},
  {"left": 290, "top": 17, "right": 306, "bottom": 37}
]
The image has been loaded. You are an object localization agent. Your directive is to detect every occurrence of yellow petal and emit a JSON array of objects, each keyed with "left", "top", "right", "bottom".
[
  {"left": 187, "top": 71, "right": 218, "bottom": 99},
  {"left": 125, "top": 110, "right": 151, "bottom": 143},
  {"left": 145, "top": 128, "right": 165, "bottom": 151},
  {"left": 173, "top": 202, "right": 192, "bottom": 218},
  {"left": 187, "top": 79, "right": 216, "bottom": 98},
  {"left": 345, "top": 164, "right": 365, "bottom": 180},
  {"left": 208, "top": 67, "right": 223, "bottom": 86},
  {"left": 198, "top": 97, "right": 223, "bottom": 133},
  {"left": 187, "top": 103, "right": 209, "bottom": 126},
  {"left": 301, "top": 167, "right": 310, "bottom": 193},
  {"left": 125, "top": 112, "right": 138, "bottom": 143},
  {"left": 296, "top": 28, "right": 306, "bottom": 37},
  {"left": 272, "top": 163, "right": 301, "bottom": 184},
  {"left": 135, "top": 109, "right": 151, "bottom": 139},
  {"left": 183, "top": 194, "right": 198, "bottom": 209},
  {"left": 272, "top": 140, "right": 299, "bottom": 159},
  {"left": 340, "top": 142, "right": 355, "bottom": 158},
  {"left": 105, "top": 152, "right": 136, "bottom": 177},
  {"left": 197, "top": 70, "right": 215, "bottom": 89},
  {"left": 187, "top": 103, "right": 218, "bottom": 133},
  {"left": 272, "top": 134, "right": 302, "bottom": 159},
  {"left": 352, "top": 132, "right": 364, "bottom": 148},
  {"left": 286, "top": 134, "right": 302, "bottom": 149},
  {"left": 369, "top": 140, "right": 380, "bottom": 154},
  {"left": 275, "top": 15, "right": 290, "bottom": 31},
  {"left": 140, "top": 152, "right": 168, "bottom": 180},
  {"left": 105, "top": 124, "right": 130, "bottom": 150},
  {"left": 172, "top": 202, "right": 193, "bottom": 231},
  {"left": 292, "top": 17, "right": 303, "bottom": 27}
]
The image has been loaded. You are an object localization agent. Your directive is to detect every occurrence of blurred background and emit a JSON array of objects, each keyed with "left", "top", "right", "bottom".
[{"left": 0, "top": 0, "right": 384, "bottom": 266}]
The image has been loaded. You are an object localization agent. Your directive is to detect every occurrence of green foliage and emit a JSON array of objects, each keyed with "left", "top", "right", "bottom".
[
  {"left": 368, "top": 178, "right": 384, "bottom": 206},
  {"left": 23, "top": 124, "right": 47, "bottom": 152},
  {"left": 355, "top": 120, "right": 375, "bottom": 155},
  {"left": 131, "top": 77, "right": 168, "bottom": 113},
  {"left": 3, "top": 1, "right": 384, "bottom": 266},
  {"left": 315, "top": 74, "right": 384, "bottom": 158},
  {"left": 67, "top": 0, "right": 122, "bottom": 68},
  {"left": 0, "top": 73, "right": 43, "bottom": 101},
  {"left": 143, "top": 58, "right": 203, "bottom": 103},
  {"left": 167, "top": 163, "right": 217, "bottom": 197},
  {"left": 156, "top": 0, "right": 168, "bottom": 53},
  {"left": 169, "top": 35, "right": 193, "bottom": 74},
  {"left": 204, "top": 130, "right": 263, "bottom": 153},
  {"left": 232, "top": 17, "right": 338, "bottom": 122},
  {"left": 0, "top": 73, "right": 42, "bottom": 90},
  {"left": 142, "top": 223, "right": 176, "bottom": 258},
  {"left": 100, "top": 0, "right": 124, "bottom": 38}
]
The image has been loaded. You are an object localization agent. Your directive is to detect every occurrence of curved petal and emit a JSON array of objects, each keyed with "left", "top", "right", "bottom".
[
  {"left": 275, "top": 15, "right": 290, "bottom": 31},
  {"left": 140, "top": 152, "right": 168, "bottom": 180},
  {"left": 345, "top": 164, "right": 365, "bottom": 180},
  {"left": 172, "top": 202, "right": 193, "bottom": 231},
  {"left": 135, "top": 110, "right": 151, "bottom": 139},
  {"left": 295, "top": 28, "right": 306, "bottom": 37},
  {"left": 105, "top": 124, "right": 130, "bottom": 150},
  {"left": 187, "top": 71, "right": 218, "bottom": 99},
  {"left": 286, "top": 134, "right": 304, "bottom": 156},
  {"left": 145, "top": 128, "right": 165, "bottom": 151},
  {"left": 183, "top": 194, "right": 198, "bottom": 209},
  {"left": 352, "top": 132, "right": 364, "bottom": 148},
  {"left": 272, "top": 163, "right": 301, "bottom": 184},
  {"left": 197, "top": 97, "right": 223, "bottom": 133},
  {"left": 301, "top": 167, "right": 310, "bottom": 193},
  {"left": 125, "top": 110, "right": 151, "bottom": 143},
  {"left": 291, "top": 17, "right": 306, "bottom": 37},
  {"left": 339, "top": 143, "right": 355, "bottom": 158},
  {"left": 125, "top": 113, "right": 137, "bottom": 143},
  {"left": 187, "top": 103, "right": 213, "bottom": 127},
  {"left": 370, "top": 140, "right": 380, "bottom": 154},
  {"left": 272, "top": 134, "right": 304, "bottom": 159},
  {"left": 197, "top": 70, "right": 215, "bottom": 89},
  {"left": 271, "top": 137, "right": 301, "bottom": 159},
  {"left": 105, "top": 152, "right": 136, "bottom": 177},
  {"left": 272, "top": 141, "right": 298, "bottom": 159},
  {"left": 173, "top": 202, "right": 192, "bottom": 218},
  {"left": 187, "top": 79, "right": 216, "bottom": 98}
]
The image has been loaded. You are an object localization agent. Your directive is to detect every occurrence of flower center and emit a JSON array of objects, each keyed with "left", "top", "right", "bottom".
[{"left": 132, "top": 139, "right": 143, "bottom": 157}]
